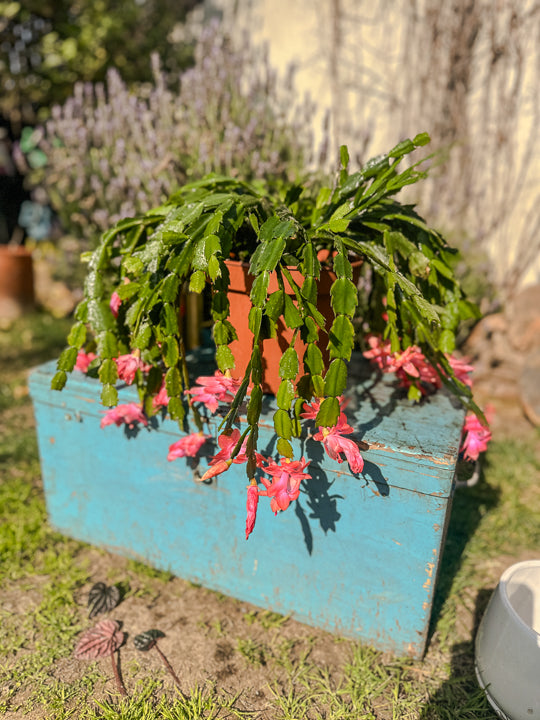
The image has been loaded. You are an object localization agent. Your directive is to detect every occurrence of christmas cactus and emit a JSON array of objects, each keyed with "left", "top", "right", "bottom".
[{"left": 52, "top": 134, "right": 490, "bottom": 537}]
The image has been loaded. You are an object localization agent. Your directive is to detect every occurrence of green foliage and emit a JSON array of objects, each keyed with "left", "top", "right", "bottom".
[
  {"left": 236, "top": 637, "right": 267, "bottom": 667},
  {"left": 55, "top": 135, "right": 481, "bottom": 473},
  {"left": 0, "top": 0, "right": 199, "bottom": 125}
]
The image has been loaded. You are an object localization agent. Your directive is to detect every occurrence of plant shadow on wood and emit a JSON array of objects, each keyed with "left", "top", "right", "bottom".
[
  {"left": 261, "top": 364, "right": 400, "bottom": 555},
  {"left": 293, "top": 430, "right": 391, "bottom": 555}
]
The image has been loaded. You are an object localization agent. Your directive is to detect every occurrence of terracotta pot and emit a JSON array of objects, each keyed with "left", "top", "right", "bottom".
[
  {"left": 225, "top": 259, "right": 352, "bottom": 395},
  {"left": 0, "top": 245, "right": 35, "bottom": 320}
]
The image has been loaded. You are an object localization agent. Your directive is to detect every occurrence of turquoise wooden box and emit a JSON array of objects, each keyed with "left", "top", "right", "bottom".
[{"left": 28, "top": 355, "right": 464, "bottom": 658}]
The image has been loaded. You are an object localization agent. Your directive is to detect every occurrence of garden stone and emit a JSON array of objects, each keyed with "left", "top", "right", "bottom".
[
  {"left": 506, "top": 284, "right": 540, "bottom": 354},
  {"left": 464, "top": 284, "right": 540, "bottom": 434},
  {"left": 520, "top": 348, "right": 540, "bottom": 427}
]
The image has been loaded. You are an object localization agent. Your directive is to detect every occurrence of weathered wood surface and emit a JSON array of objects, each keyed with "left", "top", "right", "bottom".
[{"left": 28, "top": 355, "right": 465, "bottom": 657}]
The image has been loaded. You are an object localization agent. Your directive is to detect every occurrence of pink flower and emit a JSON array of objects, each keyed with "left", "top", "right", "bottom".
[
  {"left": 258, "top": 457, "right": 311, "bottom": 514},
  {"left": 387, "top": 346, "right": 424, "bottom": 378},
  {"left": 152, "top": 381, "right": 170, "bottom": 410},
  {"left": 167, "top": 432, "right": 209, "bottom": 461},
  {"left": 460, "top": 413, "right": 492, "bottom": 461},
  {"left": 199, "top": 431, "right": 266, "bottom": 482},
  {"left": 199, "top": 459, "right": 232, "bottom": 482},
  {"left": 115, "top": 353, "right": 150, "bottom": 385},
  {"left": 388, "top": 346, "right": 419, "bottom": 377},
  {"left": 363, "top": 335, "right": 394, "bottom": 372},
  {"left": 386, "top": 346, "right": 441, "bottom": 393},
  {"left": 100, "top": 403, "right": 148, "bottom": 429},
  {"left": 301, "top": 395, "right": 349, "bottom": 421},
  {"left": 364, "top": 336, "right": 441, "bottom": 391},
  {"left": 185, "top": 371, "right": 241, "bottom": 414},
  {"left": 210, "top": 429, "right": 248, "bottom": 466},
  {"left": 300, "top": 397, "right": 322, "bottom": 420},
  {"left": 447, "top": 354, "right": 474, "bottom": 388},
  {"left": 110, "top": 279, "right": 129, "bottom": 318},
  {"left": 75, "top": 349, "right": 97, "bottom": 373},
  {"left": 313, "top": 421, "right": 364, "bottom": 474},
  {"left": 245, "top": 483, "right": 259, "bottom": 539},
  {"left": 110, "top": 291, "right": 122, "bottom": 318}
]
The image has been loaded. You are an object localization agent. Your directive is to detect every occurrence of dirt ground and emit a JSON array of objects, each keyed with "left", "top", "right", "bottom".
[
  {"left": 3, "top": 542, "right": 363, "bottom": 718},
  {"left": 6, "top": 523, "right": 539, "bottom": 720}
]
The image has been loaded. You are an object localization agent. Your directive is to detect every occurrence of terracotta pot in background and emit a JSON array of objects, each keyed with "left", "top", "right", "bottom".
[
  {"left": 0, "top": 244, "right": 35, "bottom": 322},
  {"left": 225, "top": 260, "right": 342, "bottom": 395}
]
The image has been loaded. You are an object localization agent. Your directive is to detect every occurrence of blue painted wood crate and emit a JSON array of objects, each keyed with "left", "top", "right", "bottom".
[{"left": 28, "top": 354, "right": 464, "bottom": 658}]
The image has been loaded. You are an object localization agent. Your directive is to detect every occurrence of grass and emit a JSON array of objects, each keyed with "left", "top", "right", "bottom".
[{"left": 1, "top": 310, "right": 539, "bottom": 719}]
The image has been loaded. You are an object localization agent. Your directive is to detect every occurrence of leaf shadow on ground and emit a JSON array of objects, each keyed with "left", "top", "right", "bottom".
[
  {"left": 419, "top": 588, "right": 498, "bottom": 719},
  {"left": 426, "top": 463, "right": 501, "bottom": 644}
]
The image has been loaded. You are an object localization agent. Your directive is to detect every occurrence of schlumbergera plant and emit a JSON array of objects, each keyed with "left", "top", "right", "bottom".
[{"left": 52, "top": 134, "right": 490, "bottom": 538}]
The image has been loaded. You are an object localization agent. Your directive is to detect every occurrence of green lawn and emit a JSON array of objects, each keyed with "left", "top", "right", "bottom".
[{"left": 1, "top": 311, "right": 538, "bottom": 719}]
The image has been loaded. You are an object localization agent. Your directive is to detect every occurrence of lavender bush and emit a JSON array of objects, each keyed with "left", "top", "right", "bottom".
[{"left": 23, "top": 21, "right": 323, "bottom": 247}]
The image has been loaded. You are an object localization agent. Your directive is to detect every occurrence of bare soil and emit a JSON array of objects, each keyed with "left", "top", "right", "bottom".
[{"left": 2, "top": 543, "right": 359, "bottom": 718}]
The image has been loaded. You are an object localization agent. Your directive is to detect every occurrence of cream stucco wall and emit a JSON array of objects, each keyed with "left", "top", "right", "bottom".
[{"left": 211, "top": 0, "right": 540, "bottom": 297}]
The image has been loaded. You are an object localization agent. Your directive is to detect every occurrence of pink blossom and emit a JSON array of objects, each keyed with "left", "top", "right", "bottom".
[
  {"left": 185, "top": 371, "right": 241, "bottom": 413},
  {"left": 300, "top": 397, "right": 322, "bottom": 420},
  {"left": 115, "top": 353, "right": 150, "bottom": 385},
  {"left": 75, "top": 349, "right": 97, "bottom": 373},
  {"left": 385, "top": 346, "right": 441, "bottom": 393},
  {"left": 461, "top": 413, "right": 492, "bottom": 461},
  {"left": 396, "top": 369, "right": 440, "bottom": 395},
  {"left": 364, "top": 336, "right": 441, "bottom": 390},
  {"left": 301, "top": 395, "right": 349, "bottom": 421},
  {"left": 110, "top": 279, "right": 130, "bottom": 318},
  {"left": 447, "top": 354, "right": 474, "bottom": 388},
  {"left": 313, "top": 422, "right": 364, "bottom": 474},
  {"left": 100, "top": 403, "right": 148, "bottom": 429},
  {"left": 152, "top": 381, "right": 170, "bottom": 410},
  {"left": 258, "top": 457, "right": 311, "bottom": 514},
  {"left": 245, "top": 483, "right": 259, "bottom": 539},
  {"left": 388, "top": 346, "right": 420, "bottom": 377},
  {"left": 387, "top": 346, "right": 429, "bottom": 380},
  {"left": 110, "top": 291, "right": 122, "bottom": 318},
  {"left": 167, "top": 432, "right": 210, "bottom": 461},
  {"left": 362, "top": 335, "right": 394, "bottom": 372},
  {"left": 381, "top": 297, "right": 389, "bottom": 323},
  {"left": 210, "top": 429, "right": 248, "bottom": 466},
  {"left": 199, "top": 459, "right": 232, "bottom": 482},
  {"left": 204, "top": 430, "right": 266, "bottom": 479}
]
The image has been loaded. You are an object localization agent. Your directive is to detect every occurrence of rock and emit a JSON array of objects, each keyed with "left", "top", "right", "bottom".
[
  {"left": 0, "top": 296, "right": 23, "bottom": 328},
  {"left": 520, "top": 348, "right": 540, "bottom": 427},
  {"left": 465, "top": 313, "right": 508, "bottom": 360},
  {"left": 463, "top": 285, "right": 540, "bottom": 436},
  {"left": 33, "top": 257, "right": 78, "bottom": 318},
  {"left": 506, "top": 284, "right": 540, "bottom": 353}
]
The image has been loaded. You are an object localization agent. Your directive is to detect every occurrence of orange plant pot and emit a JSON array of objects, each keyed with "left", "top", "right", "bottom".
[
  {"left": 225, "top": 260, "right": 341, "bottom": 395},
  {"left": 0, "top": 245, "right": 35, "bottom": 318}
]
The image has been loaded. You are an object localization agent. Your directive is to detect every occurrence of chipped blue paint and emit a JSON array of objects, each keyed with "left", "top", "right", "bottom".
[{"left": 28, "top": 355, "right": 465, "bottom": 658}]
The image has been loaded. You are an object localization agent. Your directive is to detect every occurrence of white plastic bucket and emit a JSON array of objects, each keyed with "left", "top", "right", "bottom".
[{"left": 475, "top": 559, "right": 540, "bottom": 720}]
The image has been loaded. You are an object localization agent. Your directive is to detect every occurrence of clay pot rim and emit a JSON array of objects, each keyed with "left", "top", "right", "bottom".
[
  {"left": 0, "top": 244, "right": 33, "bottom": 257},
  {"left": 224, "top": 257, "right": 362, "bottom": 295}
]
